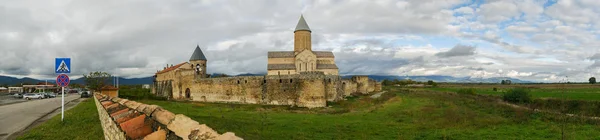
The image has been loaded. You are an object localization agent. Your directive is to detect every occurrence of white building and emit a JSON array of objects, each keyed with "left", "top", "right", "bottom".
[{"left": 8, "top": 87, "right": 23, "bottom": 93}]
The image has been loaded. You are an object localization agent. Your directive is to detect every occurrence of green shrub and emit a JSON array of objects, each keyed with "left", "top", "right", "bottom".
[
  {"left": 503, "top": 88, "right": 531, "bottom": 103},
  {"left": 493, "top": 87, "right": 497, "bottom": 91},
  {"left": 457, "top": 88, "right": 476, "bottom": 95}
]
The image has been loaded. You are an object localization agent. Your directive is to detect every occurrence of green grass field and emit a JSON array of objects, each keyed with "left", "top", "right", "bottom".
[
  {"left": 17, "top": 99, "right": 104, "bottom": 140},
  {"left": 139, "top": 86, "right": 600, "bottom": 139},
  {"left": 425, "top": 84, "right": 600, "bottom": 100}
]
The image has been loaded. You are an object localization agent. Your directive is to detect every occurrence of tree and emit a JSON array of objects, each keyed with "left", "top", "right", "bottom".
[
  {"left": 382, "top": 79, "right": 393, "bottom": 86},
  {"left": 589, "top": 77, "right": 596, "bottom": 84},
  {"left": 427, "top": 80, "right": 434, "bottom": 85},
  {"left": 84, "top": 71, "right": 112, "bottom": 91},
  {"left": 501, "top": 80, "right": 506, "bottom": 85}
]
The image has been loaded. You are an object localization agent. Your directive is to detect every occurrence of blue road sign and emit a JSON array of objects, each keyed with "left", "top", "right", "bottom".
[{"left": 55, "top": 58, "right": 71, "bottom": 74}]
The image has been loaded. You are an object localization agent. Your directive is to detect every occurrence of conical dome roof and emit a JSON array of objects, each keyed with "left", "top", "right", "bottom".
[
  {"left": 294, "top": 15, "right": 311, "bottom": 32},
  {"left": 189, "top": 45, "right": 207, "bottom": 61}
]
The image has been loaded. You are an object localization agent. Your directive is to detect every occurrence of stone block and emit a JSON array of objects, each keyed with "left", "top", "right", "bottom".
[
  {"left": 143, "top": 129, "right": 167, "bottom": 140},
  {"left": 136, "top": 104, "right": 149, "bottom": 113},
  {"left": 151, "top": 109, "right": 175, "bottom": 125},
  {"left": 188, "top": 124, "right": 219, "bottom": 140},
  {"left": 124, "top": 101, "right": 142, "bottom": 109},
  {"left": 118, "top": 99, "right": 129, "bottom": 105},
  {"left": 111, "top": 97, "right": 122, "bottom": 103},
  {"left": 167, "top": 114, "right": 212, "bottom": 140},
  {"left": 217, "top": 132, "right": 242, "bottom": 140},
  {"left": 142, "top": 105, "right": 161, "bottom": 116}
]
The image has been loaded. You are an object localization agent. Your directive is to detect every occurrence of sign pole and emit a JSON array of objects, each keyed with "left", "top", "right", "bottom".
[
  {"left": 55, "top": 58, "right": 71, "bottom": 122},
  {"left": 62, "top": 86, "right": 64, "bottom": 121}
]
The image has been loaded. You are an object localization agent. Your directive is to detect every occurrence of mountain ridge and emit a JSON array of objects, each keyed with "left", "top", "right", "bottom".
[{"left": 0, "top": 74, "right": 535, "bottom": 86}]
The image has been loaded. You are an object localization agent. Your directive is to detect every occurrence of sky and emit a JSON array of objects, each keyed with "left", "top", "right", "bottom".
[{"left": 1, "top": 0, "right": 600, "bottom": 82}]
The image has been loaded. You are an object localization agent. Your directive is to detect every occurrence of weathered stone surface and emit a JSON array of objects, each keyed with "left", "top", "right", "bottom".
[
  {"left": 143, "top": 129, "right": 167, "bottom": 140},
  {"left": 151, "top": 109, "right": 175, "bottom": 125},
  {"left": 217, "top": 132, "right": 242, "bottom": 140},
  {"left": 118, "top": 99, "right": 129, "bottom": 105},
  {"left": 167, "top": 114, "right": 218, "bottom": 140},
  {"left": 136, "top": 104, "right": 149, "bottom": 113},
  {"left": 188, "top": 124, "right": 220, "bottom": 140},
  {"left": 124, "top": 101, "right": 142, "bottom": 109},
  {"left": 142, "top": 105, "right": 161, "bottom": 116},
  {"left": 112, "top": 97, "right": 122, "bottom": 103}
]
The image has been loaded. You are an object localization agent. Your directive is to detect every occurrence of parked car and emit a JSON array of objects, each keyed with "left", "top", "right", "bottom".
[
  {"left": 23, "top": 93, "right": 44, "bottom": 100},
  {"left": 46, "top": 93, "right": 56, "bottom": 98},
  {"left": 12, "top": 93, "right": 23, "bottom": 98},
  {"left": 80, "top": 91, "right": 91, "bottom": 98}
]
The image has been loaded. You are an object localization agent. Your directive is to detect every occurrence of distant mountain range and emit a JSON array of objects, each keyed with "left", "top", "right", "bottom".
[
  {"left": 0, "top": 74, "right": 534, "bottom": 86},
  {"left": 346, "top": 75, "right": 534, "bottom": 83},
  {"left": 0, "top": 75, "right": 154, "bottom": 86}
]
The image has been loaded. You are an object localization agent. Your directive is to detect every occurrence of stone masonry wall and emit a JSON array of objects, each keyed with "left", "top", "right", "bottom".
[
  {"left": 154, "top": 71, "right": 381, "bottom": 108},
  {"left": 93, "top": 94, "right": 241, "bottom": 140},
  {"left": 94, "top": 94, "right": 127, "bottom": 140}
]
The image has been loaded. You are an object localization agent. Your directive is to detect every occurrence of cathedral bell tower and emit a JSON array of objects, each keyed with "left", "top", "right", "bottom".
[
  {"left": 189, "top": 45, "right": 207, "bottom": 78},
  {"left": 294, "top": 15, "right": 312, "bottom": 54}
]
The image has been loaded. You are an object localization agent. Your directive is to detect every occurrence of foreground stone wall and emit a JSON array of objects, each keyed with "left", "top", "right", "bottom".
[
  {"left": 93, "top": 94, "right": 241, "bottom": 140},
  {"left": 94, "top": 94, "right": 127, "bottom": 140}
]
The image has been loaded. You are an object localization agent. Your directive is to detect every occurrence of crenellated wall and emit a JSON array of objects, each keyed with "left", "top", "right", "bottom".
[
  {"left": 154, "top": 71, "right": 381, "bottom": 108},
  {"left": 93, "top": 94, "right": 241, "bottom": 140}
]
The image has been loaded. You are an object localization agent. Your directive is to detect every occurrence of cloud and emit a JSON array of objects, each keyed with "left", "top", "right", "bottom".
[
  {"left": 435, "top": 45, "right": 476, "bottom": 57},
  {"left": 1, "top": 0, "right": 600, "bottom": 82}
]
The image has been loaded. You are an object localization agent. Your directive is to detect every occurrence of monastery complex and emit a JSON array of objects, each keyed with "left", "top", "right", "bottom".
[{"left": 152, "top": 15, "right": 381, "bottom": 108}]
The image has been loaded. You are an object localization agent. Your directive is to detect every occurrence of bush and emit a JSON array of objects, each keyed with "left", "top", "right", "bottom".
[
  {"left": 457, "top": 88, "right": 476, "bottom": 95},
  {"left": 493, "top": 87, "right": 497, "bottom": 91},
  {"left": 503, "top": 88, "right": 531, "bottom": 103}
]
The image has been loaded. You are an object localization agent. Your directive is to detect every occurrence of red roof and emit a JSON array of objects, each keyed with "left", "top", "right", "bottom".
[
  {"left": 156, "top": 62, "right": 188, "bottom": 74},
  {"left": 101, "top": 85, "right": 119, "bottom": 90}
]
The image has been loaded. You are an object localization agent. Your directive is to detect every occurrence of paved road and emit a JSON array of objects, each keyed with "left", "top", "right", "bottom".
[{"left": 0, "top": 94, "right": 79, "bottom": 140}]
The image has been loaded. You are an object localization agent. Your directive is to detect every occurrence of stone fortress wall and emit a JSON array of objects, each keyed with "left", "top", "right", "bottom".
[{"left": 154, "top": 71, "right": 381, "bottom": 108}]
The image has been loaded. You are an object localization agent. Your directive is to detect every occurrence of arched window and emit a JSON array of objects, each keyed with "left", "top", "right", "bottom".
[
  {"left": 245, "top": 80, "right": 247, "bottom": 83},
  {"left": 279, "top": 79, "right": 282, "bottom": 83},
  {"left": 237, "top": 80, "right": 240, "bottom": 84},
  {"left": 290, "top": 79, "right": 293, "bottom": 83}
]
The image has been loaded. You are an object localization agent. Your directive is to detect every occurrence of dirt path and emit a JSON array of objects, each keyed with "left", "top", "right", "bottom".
[{"left": 370, "top": 91, "right": 387, "bottom": 98}]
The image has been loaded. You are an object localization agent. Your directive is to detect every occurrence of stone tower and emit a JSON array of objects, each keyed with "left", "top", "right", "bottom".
[
  {"left": 190, "top": 45, "right": 207, "bottom": 78},
  {"left": 294, "top": 15, "right": 311, "bottom": 54}
]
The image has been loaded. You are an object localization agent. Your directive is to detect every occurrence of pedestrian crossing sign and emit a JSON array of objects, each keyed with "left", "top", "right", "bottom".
[{"left": 55, "top": 58, "right": 71, "bottom": 74}]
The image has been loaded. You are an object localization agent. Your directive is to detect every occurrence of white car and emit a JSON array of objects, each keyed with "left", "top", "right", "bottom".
[{"left": 23, "top": 93, "right": 44, "bottom": 100}]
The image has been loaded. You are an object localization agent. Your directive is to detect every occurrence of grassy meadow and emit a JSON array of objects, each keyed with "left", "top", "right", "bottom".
[
  {"left": 138, "top": 85, "right": 600, "bottom": 140},
  {"left": 17, "top": 99, "right": 104, "bottom": 140},
  {"left": 426, "top": 84, "right": 600, "bottom": 100}
]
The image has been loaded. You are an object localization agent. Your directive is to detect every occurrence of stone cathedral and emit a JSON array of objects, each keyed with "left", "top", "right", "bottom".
[
  {"left": 153, "top": 15, "right": 381, "bottom": 108},
  {"left": 267, "top": 15, "right": 339, "bottom": 76}
]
